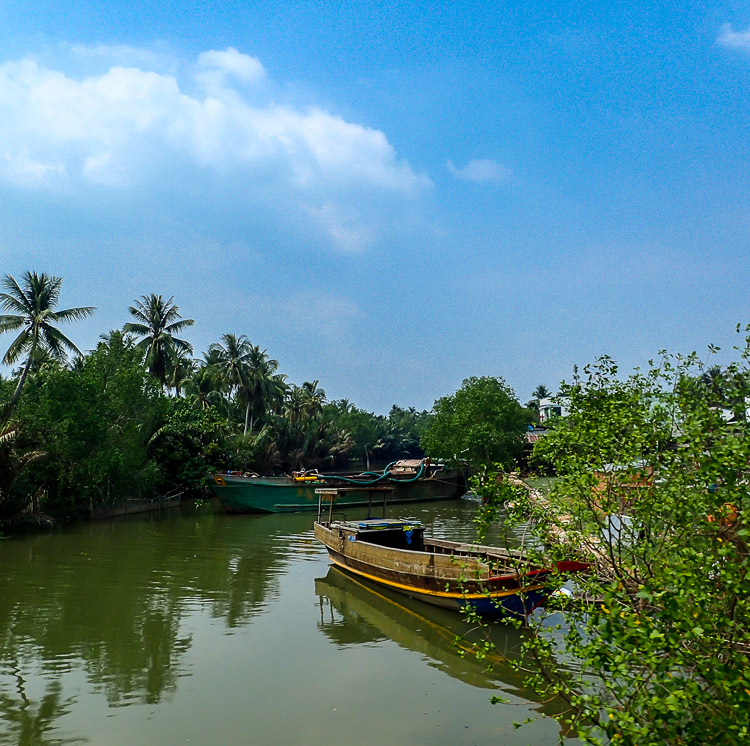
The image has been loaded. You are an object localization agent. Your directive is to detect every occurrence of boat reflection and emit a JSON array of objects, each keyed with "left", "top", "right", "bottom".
[{"left": 315, "top": 565, "right": 573, "bottom": 731}]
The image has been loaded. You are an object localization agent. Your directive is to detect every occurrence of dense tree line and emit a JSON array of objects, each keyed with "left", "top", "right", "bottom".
[{"left": 0, "top": 272, "right": 445, "bottom": 525}]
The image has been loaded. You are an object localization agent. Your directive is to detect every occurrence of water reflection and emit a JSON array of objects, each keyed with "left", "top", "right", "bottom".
[
  {"left": 0, "top": 676, "right": 85, "bottom": 746},
  {"left": 0, "top": 498, "right": 573, "bottom": 745},
  {"left": 315, "top": 565, "right": 572, "bottom": 733},
  {"left": 0, "top": 505, "right": 312, "bottom": 742}
]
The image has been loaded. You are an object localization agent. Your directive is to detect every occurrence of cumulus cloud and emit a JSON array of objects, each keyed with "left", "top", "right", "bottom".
[
  {"left": 2, "top": 149, "right": 66, "bottom": 186},
  {"left": 717, "top": 24, "right": 750, "bottom": 52},
  {"left": 0, "top": 48, "right": 431, "bottom": 250},
  {"left": 197, "top": 47, "right": 265, "bottom": 84},
  {"left": 446, "top": 158, "right": 511, "bottom": 183}
]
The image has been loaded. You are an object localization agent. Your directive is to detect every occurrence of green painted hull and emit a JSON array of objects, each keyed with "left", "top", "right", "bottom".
[{"left": 209, "top": 469, "right": 467, "bottom": 513}]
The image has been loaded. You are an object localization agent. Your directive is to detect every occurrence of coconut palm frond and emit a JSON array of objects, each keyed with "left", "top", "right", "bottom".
[
  {"left": 2, "top": 331, "right": 30, "bottom": 365},
  {"left": 0, "top": 271, "right": 95, "bottom": 415},
  {"left": 0, "top": 423, "right": 18, "bottom": 445},
  {"left": 0, "top": 314, "right": 25, "bottom": 333},
  {"left": 41, "top": 325, "right": 80, "bottom": 361},
  {"left": 0, "top": 275, "right": 31, "bottom": 309},
  {"left": 53, "top": 305, "right": 96, "bottom": 323},
  {"left": 164, "top": 319, "right": 195, "bottom": 334},
  {"left": 18, "top": 449, "right": 46, "bottom": 469},
  {"left": 125, "top": 293, "right": 194, "bottom": 389}
]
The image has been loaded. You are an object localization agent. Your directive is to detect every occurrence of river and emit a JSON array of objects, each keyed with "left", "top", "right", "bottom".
[{"left": 0, "top": 498, "right": 576, "bottom": 745}]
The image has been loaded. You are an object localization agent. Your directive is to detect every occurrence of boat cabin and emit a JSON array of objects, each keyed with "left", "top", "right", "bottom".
[{"left": 329, "top": 518, "right": 425, "bottom": 551}]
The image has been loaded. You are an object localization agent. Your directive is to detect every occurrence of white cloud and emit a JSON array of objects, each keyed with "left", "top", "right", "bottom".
[
  {"left": 307, "top": 202, "right": 377, "bottom": 253},
  {"left": 446, "top": 158, "right": 511, "bottom": 183},
  {"left": 0, "top": 49, "right": 431, "bottom": 249},
  {"left": 197, "top": 47, "right": 265, "bottom": 84},
  {"left": 717, "top": 24, "right": 750, "bottom": 52},
  {"left": 2, "top": 149, "right": 67, "bottom": 187}
]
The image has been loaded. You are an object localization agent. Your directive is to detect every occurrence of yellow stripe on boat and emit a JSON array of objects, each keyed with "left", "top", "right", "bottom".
[{"left": 329, "top": 557, "right": 545, "bottom": 600}]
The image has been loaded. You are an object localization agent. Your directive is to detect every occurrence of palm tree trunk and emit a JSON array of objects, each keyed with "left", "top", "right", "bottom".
[
  {"left": 6, "top": 352, "right": 34, "bottom": 414},
  {"left": 244, "top": 402, "right": 251, "bottom": 435}
]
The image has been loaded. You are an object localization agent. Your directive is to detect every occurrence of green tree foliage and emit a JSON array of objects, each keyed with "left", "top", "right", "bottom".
[
  {"left": 476, "top": 344, "right": 750, "bottom": 744},
  {"left": 533, "top": 384, "right": 551, "bottom": 400},
  {"left": 241, "top": 344, "right": 285, "bottom": 434},
  {"left": 148, "top": 398, "right": 227, "bottom": 495},
  {"left": 207, "top": 333, "right": 253, "bottom": 404},
  {"left": 324, "top": 401, "right": 382, "bottom": 462},
  {"left": 421, "top": 376, "right": 530, "bottom": 469},
  {"left": 15, "top": 332, "right": 165, "bottom": 518},
  {"left": 124, "top": 294, "right": 194, "bottom": 388},
  {"left": 165, "top": 350, "right": 195, "bottom": 397},
  {"left": 322, "top": 401, "right": 430, "bottom": 464},
  {"left": 378, "top": 405, "right": 431, "bottom": 459},
  {"left": 207, "top": 335, "right": 286, "bottom": 434},
  {"left": 0, "top": 422, "right": 46, "bottom": 524},
  {"left": 0, "top": 271, "right": 95, "bottom": 414},
  {"left": 182, "top": 366, "right": 226, "bottom": 412}
]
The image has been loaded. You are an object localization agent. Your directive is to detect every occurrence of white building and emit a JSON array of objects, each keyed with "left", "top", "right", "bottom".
[{"left": 538, "top": 397, "right": 568, "bottom": 422}]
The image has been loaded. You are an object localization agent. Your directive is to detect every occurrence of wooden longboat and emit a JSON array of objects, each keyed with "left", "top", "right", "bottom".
[
  {"left": 210, "top": 459, "right": 467, "bottom": 514},
  {"left": 313, "top": 517, "right": 589, "bottom": 619}
]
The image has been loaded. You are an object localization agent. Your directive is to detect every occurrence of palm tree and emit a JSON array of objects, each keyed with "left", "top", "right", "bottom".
[
  {"left": 183, "top": 366, "right": 226, "bottom": 411},
  {"left": 165, "top": 351, "right": 195, "bottom": 397},
  {"left": 527, "top": 384, "right": 552, "bottom": 412},
  {"left": 208, "top": 336, "right": 285, "bottom": 434},
  {"left": 300, "top": 380, "right": 326, "bottom": 417},
  {"left": 124, "top": 294, "right": 194, "bottom": 387},
  {"left": 99, "top": 328, "right": 137, "bottom": 348},
  {"left": 284, "top": 385, "right": 307, "bottom": 426},
  {"left": 0, "top": 422, "right": 46, "bottom": 522},
  {"left": 334, "top": 398, "right": 354, "bottom": 414},
  {"left": 533, "top": 384, "right": 551, "bottom": 401},
  {"left": 243, "top": 345, "right": 284, "bottom": 434},
  {"left": 208, "top": 334, "right": 253, "bottom": 401},
  {"left": 0, "top": 271, "right": 95, "bottom": 412}
]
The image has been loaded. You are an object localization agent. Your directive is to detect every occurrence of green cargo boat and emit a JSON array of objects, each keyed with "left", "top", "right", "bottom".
[{"left": 209, "top": 459, "right": 467, "bottom": 513}]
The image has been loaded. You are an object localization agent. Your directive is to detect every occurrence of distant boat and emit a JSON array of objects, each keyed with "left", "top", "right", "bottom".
[
  {"left": 90, "top": 492, "right": 182, "bottom": 520},
  {"left": 209, "top": 459, "right": 467, "bottom": 514},
  {"left": 314, "top": 516, "right": 589, "bottom": 619}
]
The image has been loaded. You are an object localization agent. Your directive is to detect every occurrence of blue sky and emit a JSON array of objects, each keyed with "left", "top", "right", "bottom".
[{"left": 1, "top": 2, "right": 749, "bottom": 412}]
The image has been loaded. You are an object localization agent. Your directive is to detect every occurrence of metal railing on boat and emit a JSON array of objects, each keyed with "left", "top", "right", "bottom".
[{"left": 315, "top": 484, "right": 394, "bottom": 523}]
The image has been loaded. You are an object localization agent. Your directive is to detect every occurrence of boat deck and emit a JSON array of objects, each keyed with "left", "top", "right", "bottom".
[{"left": 321, "top": 520, "right": 528, "bottom": 575}]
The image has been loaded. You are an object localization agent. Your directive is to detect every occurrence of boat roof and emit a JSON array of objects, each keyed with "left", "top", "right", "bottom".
[{"left": 331, "top": 518, "right": 423, "bottom": 531}]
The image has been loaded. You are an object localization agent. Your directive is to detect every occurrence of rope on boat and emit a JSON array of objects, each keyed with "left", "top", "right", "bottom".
[{"left": 310, "top": 459, "right": 427, "bottom": 486}]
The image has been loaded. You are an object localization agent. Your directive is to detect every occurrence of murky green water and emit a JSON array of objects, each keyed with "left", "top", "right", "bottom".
[{"left": 0, "top": 499, "right": 575, "bottom": 745}]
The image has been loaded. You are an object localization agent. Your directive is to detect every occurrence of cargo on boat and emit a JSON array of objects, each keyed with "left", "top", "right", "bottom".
[{"left": 209, "top": 459, "right": 467, "bottom": 514}]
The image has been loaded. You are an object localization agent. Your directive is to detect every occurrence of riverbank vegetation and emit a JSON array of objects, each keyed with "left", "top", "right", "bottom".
[
  {"left": 471, "top": 337, "right": 750, "bottom": 744},
  {"left": 0, "top": 271, "right": 535, "bottom": 526}
]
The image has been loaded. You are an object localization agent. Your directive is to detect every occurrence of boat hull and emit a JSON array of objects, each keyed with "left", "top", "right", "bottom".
[
  {"left": 210, "top": 469, "right": 466, "bottom": 513},
  {"left": 314, "top": 521, "right": 553, "bottom": 619}
]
